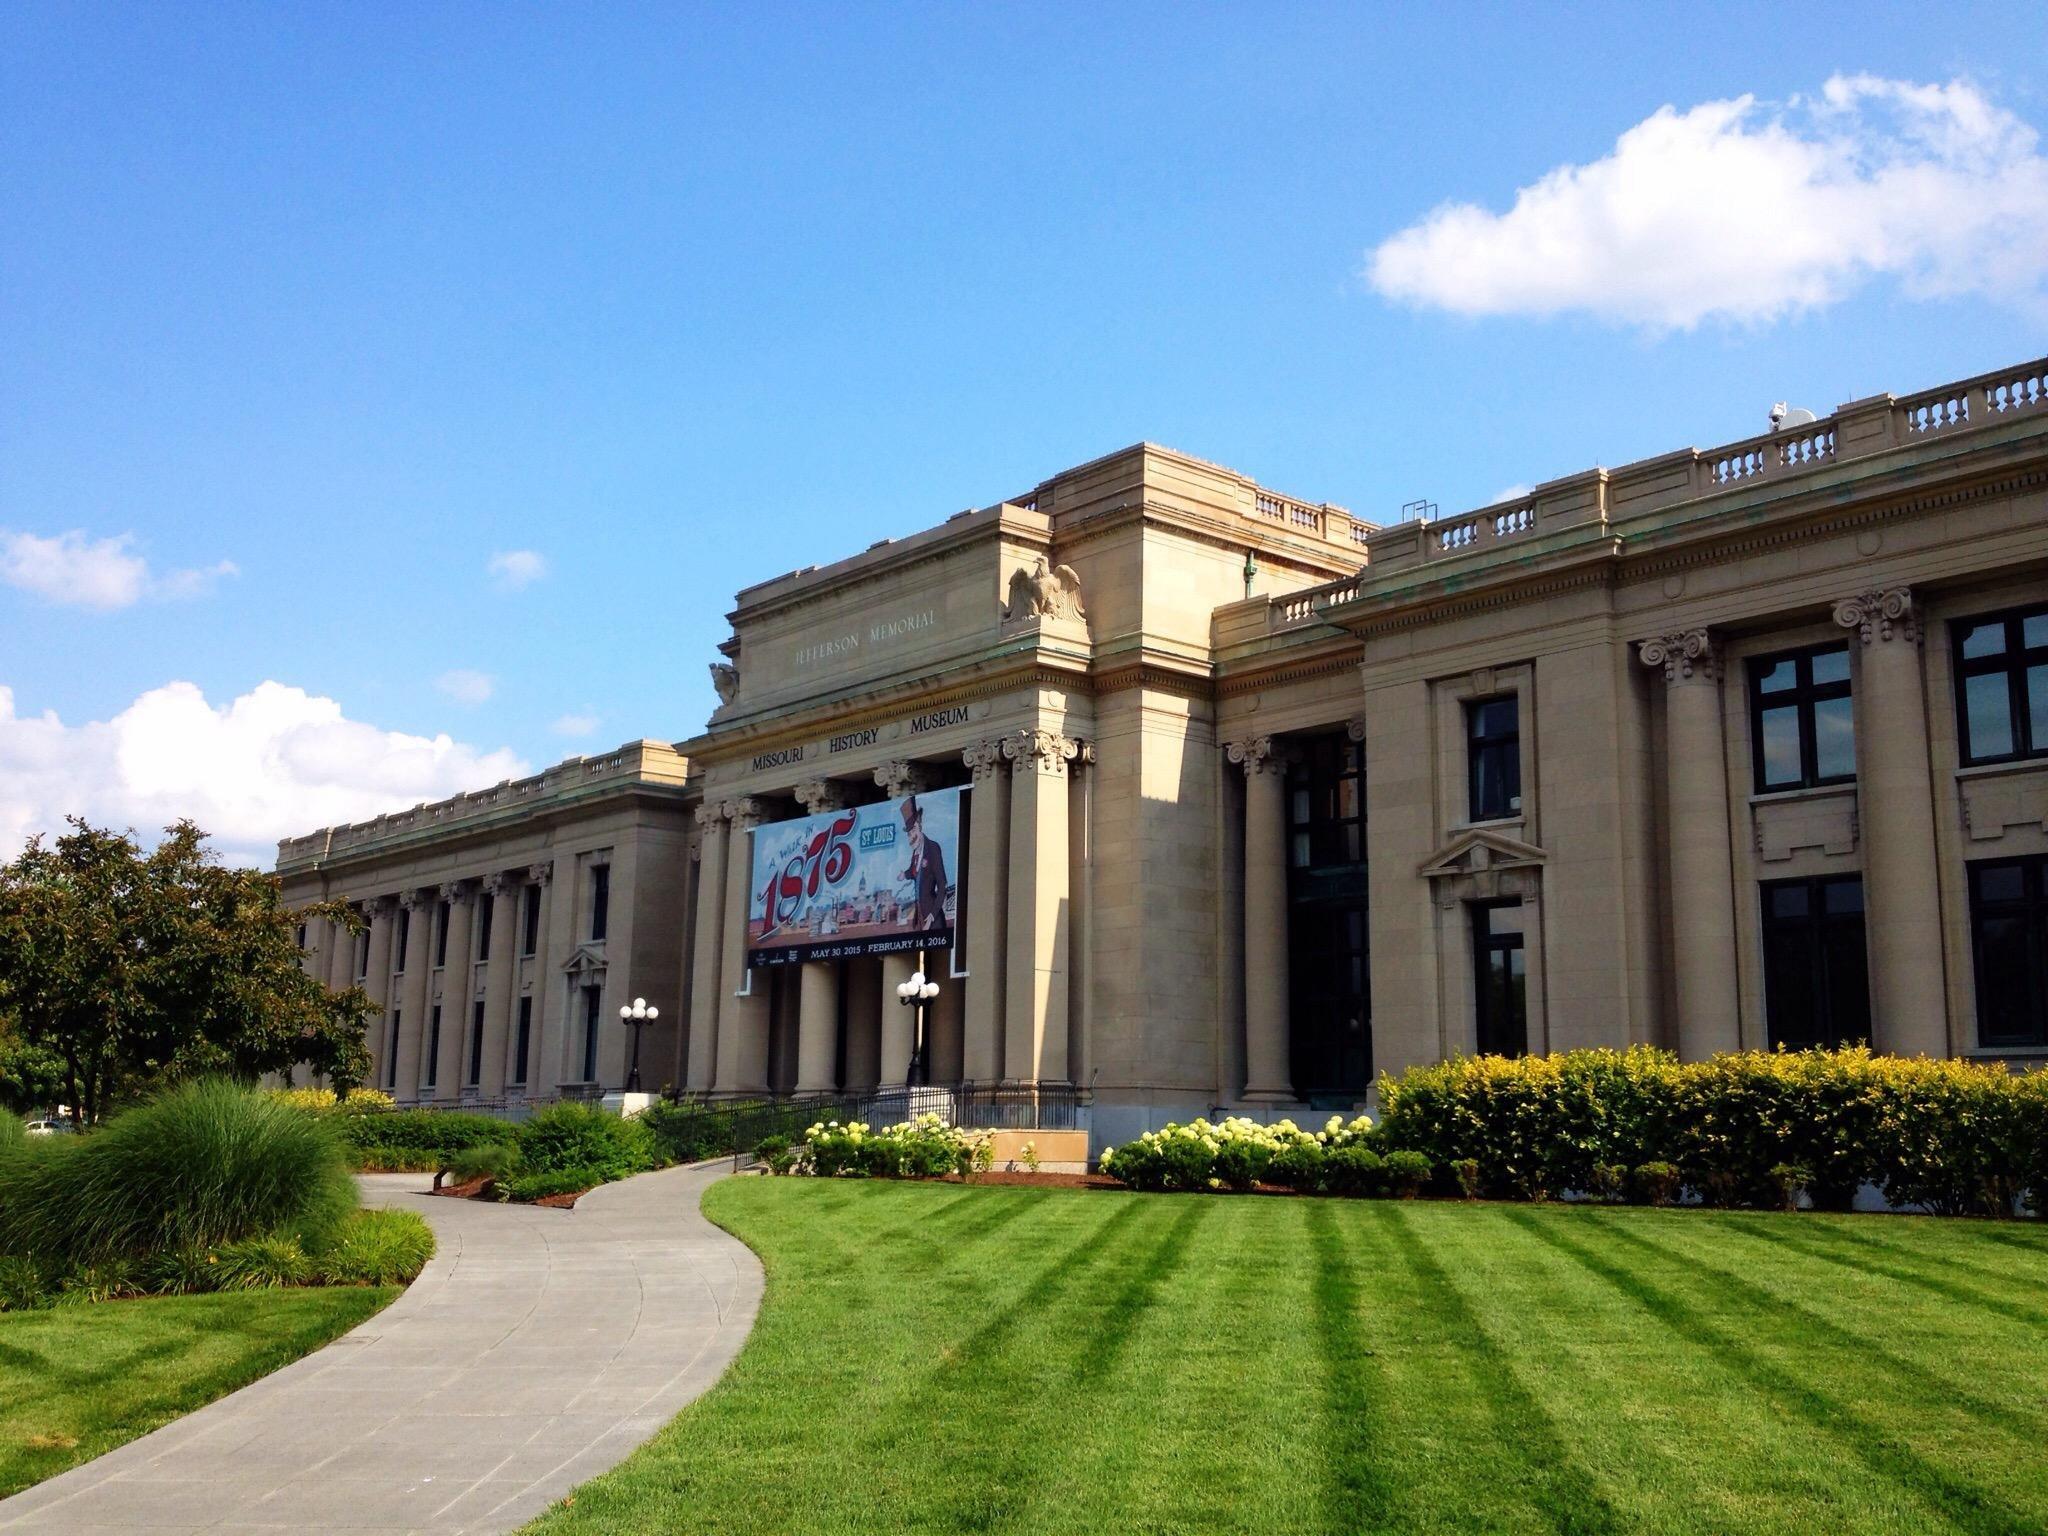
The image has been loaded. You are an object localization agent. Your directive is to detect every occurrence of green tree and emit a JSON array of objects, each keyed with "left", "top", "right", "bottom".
[{"left": 0, "top": 819, "right": 373, "bottom": 1123}]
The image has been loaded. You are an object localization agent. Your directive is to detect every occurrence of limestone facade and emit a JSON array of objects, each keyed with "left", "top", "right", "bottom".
[{"left": 279, "top": 357, "right": 2048, "bottom": 1150}]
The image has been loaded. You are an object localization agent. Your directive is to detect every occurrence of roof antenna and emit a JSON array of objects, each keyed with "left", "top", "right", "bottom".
[
  {"left": 1769, "top": 401, "right": 1817, "bottom": 432},
  {"left": 1400, "top": 498, "right": 1438, "bottom": 523}
]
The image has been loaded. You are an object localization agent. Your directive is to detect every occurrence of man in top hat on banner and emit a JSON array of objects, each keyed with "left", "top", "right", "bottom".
[{"left": 899, "top": 794, "right": 950, "bottom": 933}]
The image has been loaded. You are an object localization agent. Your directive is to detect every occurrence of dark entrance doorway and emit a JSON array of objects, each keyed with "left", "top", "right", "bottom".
[{"left": 1285, "top": 732, "right": 1372, "bottom": 1099}]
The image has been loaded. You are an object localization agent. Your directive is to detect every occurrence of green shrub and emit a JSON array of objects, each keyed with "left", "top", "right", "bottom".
[
  {"left": 1270, "top": 1140, "right": 1329, "bottom": 1193},
  {"left": 144, "top": 1244, "right": 224, "bottom": 1296},
  {"left": 1451, "top": 1158, "right": 1483, "bottom": 1200},
  {"left": 1588, "top": 1163, "right": 1628, "bottom": 1204},
  {"left": 499, "top": 1166, "right": 607, "bottom": 1202},
  {"left": 1382, "top": 1150, "right": 1433, "bottom": 1199},
  {"left": 0, "top": 1078, "right": 356, "bottom": 1265},
  {"left": 515, "top": 1103, "right": 657, "bottom": 1182},
  {"left": 56, "top": 1257, "right": 142, "bottom": 1305},
  {"left": 754, "top": 1134, "right": 798, "bottom": 1175},
  {"left": 1633, "top": 1161, "right": 1681, "bottom": 1206},
  {"left": 1213, "top": 1138, "right": 1272, "bottom": 1192},
  {"left": 309, "top": 1209, "right": 434, "bottom": 1285},
  {"left": 801, "top": 1115, "right": 994, "bottom": 1180},
  {"left": 337, "top": 1109, "right": 510, "bottom": 1170},
  {"left": 214, "top": 1234, "right": 312, "bottom": 1290},
  {"left": 448, "top": 1141, "right": 522, "bottom": 1183},
  {"left": 1324, "top": 1146, "right": 1384, "bottom": 1198},
  {"left": 1768, "top": 1162, "right": 1810, "bottom": 1213}
]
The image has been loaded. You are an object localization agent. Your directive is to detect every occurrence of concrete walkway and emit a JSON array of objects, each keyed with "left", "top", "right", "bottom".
[{"left": 0, "top": 1162, "right": 762, "bottom": 1534}]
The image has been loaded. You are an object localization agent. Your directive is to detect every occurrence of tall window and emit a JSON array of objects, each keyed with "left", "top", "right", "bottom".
[
  {"left": 386, "top": 1012, "right": 400, "bottom": 1089},
  {"left": 434, "top": 900, "right": 451, "bottom": 968},
  {"left": 1466, "top": 697, "right": 1521, "bottom": 822},
  {"left": 476, "top": 892, "right": 494, "bottom": 963},
  {"left": 1285, "top": 733, "right": 1372, "bottom": 1098},
  {"left": 522, "top": 884, "right": 542, "bottom": 956},
  {"left": 467, "top": 1000, "right": 486, "bottom": 1088},
  {"left": 1955, "top": 607, "right": 2048, "bottom": 766},
  {"left": 395, "top": 907, "right": 410, "bottom": 972},
  {"left": 581, "top": 985, "right": 603, "bottom": 1082},
  {"left": 296, "top": 922, "right": 308, "bottom": 950},
  {"left": 1471, "top": 901, "right": 1527, "bottom": 1055},
  {"left": 1968, "top": 856, "right": 2048, "bottom": 1048},
  {"left": 589, "top": 865, "right": 611, "bottom": 943},
  {"left": 355, "top": 928, "right": 371, "bottom": 980},
  {"left": 1750, "top": 643, "right": 1855, "bottom": 792},
  {"left": 1760, "top": 877, "right": 1870, "bottom": 1050},
  {"left": 425, "top": 1005, "right": 442, "bottom": 1089},
  {"left": 514, "top": 996, "right": 533, "bottom": 1086}
]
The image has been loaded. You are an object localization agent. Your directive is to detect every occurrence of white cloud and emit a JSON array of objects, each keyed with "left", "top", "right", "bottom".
[
  {"left": 1367, "top": 74, "right": 2048, "bottom": 329},
  {"left": 551, "top": 711, "right": 600, "bottom": 737},
  {"left": 487, "top": 549, "right": 548, "bottom": 591},
  {"left": 435, "top": 669, "right": 495, "bottom": 705},
  {"left": 0, "top": 531, "right": 240, "bottom": 610},
  {"left": 1490, "top": 484, "right": 1534, "bottom": 505},
  {"left": 0, "top": 681, "right": 528, "bottom": 867}
]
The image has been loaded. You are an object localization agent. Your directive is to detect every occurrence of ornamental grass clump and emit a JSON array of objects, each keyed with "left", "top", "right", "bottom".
[{"left": 0, "top": 1078, "right": 356, "bottom": 1266}]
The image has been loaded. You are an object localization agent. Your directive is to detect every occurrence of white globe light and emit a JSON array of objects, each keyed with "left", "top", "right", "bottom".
[
  {"left": 619, "top": 1005, "right": 632, "bottom": 1020},
  {"left": 633, "top": 997, "right": 647, "bottom": 1010},
  {"left": 646, "top": 1006, "right": 659, "bottom": 1020}
]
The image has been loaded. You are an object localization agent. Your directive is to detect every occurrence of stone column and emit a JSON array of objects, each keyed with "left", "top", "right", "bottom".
[
  {"left": 523, "top": 861, "right": 557, "bottom": 1091},
  {"left": 688, "top": 804, "right": 729, "bottom": 1093},
  {"left": 478, "top": 874, "right": 518, "bottom": 1096},
  {"left": 1002, "top": 730, "right": 1078, "bottom": 1082},
  {"left": 714, "top": 798, "right": 771, "bottom": 1095},
  {"left": 1639, "top": 629, "right": 1741, "bottom": 1059},
  {"left": 394, "top": 890, "right": 433, "bottom": 1100},
  {"left": 325, "top": 914, "right": 354, "bottom": 994},
  {"left": 361, "top": 898, "right": 397, "bottom": 1089},
  {"left": 879, "top": 952, "right": 917, "bottom": 1089},
  {"left": 433, "top": 881, "right": 476, "bottom": 1099},
  {"left": 1833, "top": 588, "right": 1948, "bottom": 1055},
  {"left": 791, "top": 780, "right": 848, "bottom": 1094},
  {"left": 960, "top": 741, "right": 1010, "bottom": 1082},
  {"left": 1227, "top": 737, "right": 1294, "bottom": 1102}
]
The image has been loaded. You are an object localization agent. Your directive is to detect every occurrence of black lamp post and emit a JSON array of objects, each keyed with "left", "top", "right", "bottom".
[
  {"left": 894, "top": 960, "right": 940, "bottom": 1087},
  {"left": 618, "top": 995, "right": 658, "bottom": 1092}
]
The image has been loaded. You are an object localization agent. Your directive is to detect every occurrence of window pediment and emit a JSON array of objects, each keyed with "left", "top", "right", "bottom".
[{"left": 1417, "top": 828, "right": 1547, "bottom": 883}]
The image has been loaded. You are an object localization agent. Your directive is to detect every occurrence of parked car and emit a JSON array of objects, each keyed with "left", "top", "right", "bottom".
[{"left": 24, "top": 1117, "right": 75, "bottom": 1136}]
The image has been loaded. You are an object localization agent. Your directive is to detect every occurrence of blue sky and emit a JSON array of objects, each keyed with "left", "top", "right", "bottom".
[{"left": 2, "top": 3, "right": 2045, "bottom": 862}]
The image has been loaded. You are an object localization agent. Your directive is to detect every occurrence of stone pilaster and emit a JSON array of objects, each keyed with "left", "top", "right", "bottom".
[
  {"left": 686, "top": 804, "right": 727, "bottom": 1092},
  {"left": 361, "top": 898, "right": 397, "bottom": 1089},
  {"left": 960, "top": 740, "right": 1011, "bottom": 1081},
  {"left": 1638, "top": 629, "right": 1741, "bottom": 1059},
  {"left": 1832, "top": 588, "right": 1948, "bottom": 1055},
  {"left": 1227, "top": 736, "right": 1295, "bottom": 1101},
  {"left": 1001, "top": 730, "right": 1080, "bottom": 1082},
  {"left": 523, "top": 862, "right": 555, "bottom": 1090},
  {"left": 796, "top": 960, "right": 839, "bottom": 1093},
  {"left": 714, "top": 798, "right": 771, "bottom": 1095},
  {"left": 394, "top": 889, "right": 433, "bottom": 1100},
  {"left": 478, "top": 874, "right": 518, "bottom": 1096},
  {"left": 433, "top": 881, "right": 476, "bottom": 1099}
]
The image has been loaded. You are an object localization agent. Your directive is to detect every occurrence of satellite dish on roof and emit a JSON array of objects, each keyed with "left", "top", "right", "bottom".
[{"left": 1769, "top": 402, "right": 1818, "bottom": 432}]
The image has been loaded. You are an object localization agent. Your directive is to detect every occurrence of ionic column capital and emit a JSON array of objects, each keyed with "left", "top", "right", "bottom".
[
  {"left": 368, "top": 895, "right": 398, "bottom": 918},
  {"left": 1638, "top": 628, "right": 1722, "bottom": 684},
  {"left": 1832, "top": 586, "right": 1919, "bottom": 646},
  {"left": 962, "top": 739, "right": 1008, "bottom": 783},
  {"left": 873, "top": 759, "right": 936, "bottom": 798},
  {"left": 725, "top": 796, "right": 766, "bottom": 830},
  {"left": 1003, "top": 729, "right": 1080, "bottom": 777},
  {"left": 793, "top": 778, "right": 847, "bottom": 813},
  {"left": 437, "top": 879, "right": 474, "bottom": 905},
  {"left": 693, "top": 801, "right": 725, "bottom": 830},
  {"left": 481, "top": 872, "right": 515, "bottom": 899},
  {"left": 526, "top": 860, "right": 554, "bottom": 886},
  {"left": 398, "top": 887, "right": 430, "bottom": 911},
  {"left": 1225, "top": 736, "right": 1293, "bottom": 776},
  {"left": 1345, "top": 717, "right": 1366, "bottom": 744}
]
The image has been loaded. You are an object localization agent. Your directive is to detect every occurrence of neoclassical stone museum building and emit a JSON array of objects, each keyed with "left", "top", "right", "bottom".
[{"left": 281, "top": 356, "right": 2048, "bottom": 1148}]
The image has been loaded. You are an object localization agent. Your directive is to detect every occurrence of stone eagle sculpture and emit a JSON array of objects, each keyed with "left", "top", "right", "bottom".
[
  {"left": 1002, "top": 556, "right": 1086, "bottom": 623},
  {"left": 709, "top": 661, "right": 739, "bottom": 707}
]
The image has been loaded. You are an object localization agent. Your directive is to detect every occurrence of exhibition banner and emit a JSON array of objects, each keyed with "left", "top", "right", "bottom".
[{"left": 745, "top": 785, "right": 962, "bottom": 966}]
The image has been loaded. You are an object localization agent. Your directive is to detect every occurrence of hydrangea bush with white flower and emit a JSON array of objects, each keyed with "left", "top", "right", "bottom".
[
  {"left": 1098, "top": 1114, "right": 1398, "bottom": 1194},
  {"left": 794, "top": 1113, "right": 995, "bottom": 1179}
]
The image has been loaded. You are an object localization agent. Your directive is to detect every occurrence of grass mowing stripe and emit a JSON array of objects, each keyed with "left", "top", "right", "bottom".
[
  {"left": 1731, "top": 1219, "right": 2048, "bottom": 1332},
  {"left": 1304, "top": 1200, "right": 1396, "bottom": 1533},
  {"left": 1585, "top": 1211, "right": 2044, "bottom": 1441},
  {"left": 1771, "top": 1215, "right": 2048, "bottom": 1298},
  {"left": 1072, "top": 1198, "right": 1212, "bottom": 1387},
  {"left": 1378, "top": 1205, "right": 1625, "bottom": 1536},
  {"left": 1504, "top": 1209, "right": 2043, "bottom": 1536}
]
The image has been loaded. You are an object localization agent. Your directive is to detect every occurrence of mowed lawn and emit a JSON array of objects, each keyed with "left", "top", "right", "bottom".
[
  {"left": 0, "top": 1286, "right": 394, "bottom": 1497},
  {"left": 531, "top": 1180, "right": 2048, "bottom": 1536}
]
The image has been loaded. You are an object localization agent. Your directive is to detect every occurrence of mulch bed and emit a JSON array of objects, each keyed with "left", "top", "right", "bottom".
[
  {"left": 934, "top": 1170, "right": 1301, "bottom": 1196},
  {"left": 427, "top": 1176, "right": 584, "bottom": 1209}
]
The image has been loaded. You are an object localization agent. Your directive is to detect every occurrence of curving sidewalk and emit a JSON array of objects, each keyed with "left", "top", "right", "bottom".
[{"left": 0, "top": 1161, "right": 762, "bottom": 1534}]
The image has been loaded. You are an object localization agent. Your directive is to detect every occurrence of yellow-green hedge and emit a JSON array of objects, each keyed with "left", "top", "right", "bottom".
[{"left": 1377, "top": 1046, "right": 2048, "bottom": 1215}]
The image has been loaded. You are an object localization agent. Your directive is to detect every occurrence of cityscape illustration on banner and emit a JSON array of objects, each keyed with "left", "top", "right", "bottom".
[{"left": 745, "top": 787, "right": 962, "bottom": 966}]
